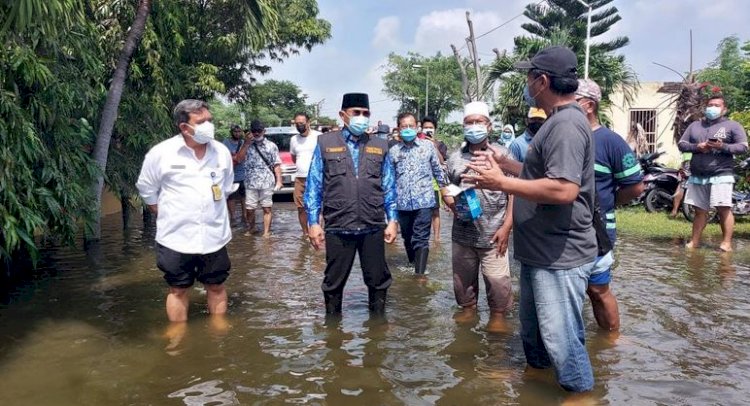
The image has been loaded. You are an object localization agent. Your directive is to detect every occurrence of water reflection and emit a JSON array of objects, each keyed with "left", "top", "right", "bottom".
[{"left": 1, "top": 204, "right": 750, "bottom": 405}]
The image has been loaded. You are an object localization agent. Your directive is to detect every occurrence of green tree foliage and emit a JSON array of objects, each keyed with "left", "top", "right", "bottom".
[
  {"left": 382, "top": 52, "right": 466, "bottom": 123},
  {"left": 1, "top": 0, "right": 104, "bottom": 265},
  {"left": 697, "top": 36, "right": 750, "bottom": 113},
  {"left": 486, "top": 0, "right": 637, "bottom": 128},
  {"left": 247, "top": 80, "right": 311, "bottom": 126},
  {"left": 0, "top": 0, "right": 330, "bottom": 266}
]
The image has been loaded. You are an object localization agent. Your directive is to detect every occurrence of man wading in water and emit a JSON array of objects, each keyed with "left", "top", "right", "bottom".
[{"left": 303, "top": 93, "right": 398, "bottom": 319}]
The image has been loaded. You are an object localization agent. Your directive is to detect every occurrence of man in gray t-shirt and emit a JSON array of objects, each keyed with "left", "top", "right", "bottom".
[{"left": 463, "top": 46, "right": 598, "bottom": 393}]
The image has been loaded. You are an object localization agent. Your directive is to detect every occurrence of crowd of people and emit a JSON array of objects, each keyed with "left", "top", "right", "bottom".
[{"left": 135, "top": 45, "right": 748, "bottom": 394}]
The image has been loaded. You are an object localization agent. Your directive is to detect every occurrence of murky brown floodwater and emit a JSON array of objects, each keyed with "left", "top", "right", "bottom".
[{"left": 2, "top": 202, "right": 750, "bottom": 405}]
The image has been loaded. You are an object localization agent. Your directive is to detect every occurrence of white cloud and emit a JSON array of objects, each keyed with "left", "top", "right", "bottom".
[{"left": 372, "top": 16, "right": 401, "bottom": 49}]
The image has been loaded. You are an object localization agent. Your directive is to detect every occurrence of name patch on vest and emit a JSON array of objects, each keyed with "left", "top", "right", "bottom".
[
  {"left": 325, "top": 147, "right": 346, "bottom": 153},
  {"left": 365, "top": 146, "right": 383, "bottom": 155}
]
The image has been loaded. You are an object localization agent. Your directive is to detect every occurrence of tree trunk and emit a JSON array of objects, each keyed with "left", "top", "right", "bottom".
[
  {"left": 89, "top": 0, "right": 152, "bottom": 240},
  {"left": 451, "top": 44, "right": 472, "bottom": 104}
]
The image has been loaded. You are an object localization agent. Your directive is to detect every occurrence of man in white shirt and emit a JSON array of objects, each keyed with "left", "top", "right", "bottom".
[
  {"left": 290, "top": 112, "right": 321, "bottom": 236},
  {"left": 136, "top": 99, "right": 234, "bottom": 323}
]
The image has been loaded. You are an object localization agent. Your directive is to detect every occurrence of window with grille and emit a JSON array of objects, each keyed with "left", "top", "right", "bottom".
[{"left": 629, "top": 109, "right": 658, "bottom": 153}]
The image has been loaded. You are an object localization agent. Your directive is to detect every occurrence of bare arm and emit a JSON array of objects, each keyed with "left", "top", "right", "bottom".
[{"left": 616, "top": 182, "right": 644, "bottom": 206}]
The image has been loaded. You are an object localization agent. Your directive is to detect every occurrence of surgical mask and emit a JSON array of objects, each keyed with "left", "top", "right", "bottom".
[
  {"left": 347, "top": 115, "right": 369, "bottom": 136},
  {"left": 295, "top": 124, "right": 307, "bottom": 134},
  {"left": 401, "top": 128, "right": 417, "bottom": 142},
  {"left": 464, "top": 124, "right": 488, "bottom": 144},
  {"left": 188, "top": 122, "right": 215, "bottom": 144},
  {"left": 527, "top": 122, "right": 543, "bottom": 136},
  {"left": 705, "top": 106, "right": 722, "bottom": 121},
  {"left": 523, "top": 84, "right": 537, "bottom": 108},
  {"left": 501, "top": 131, "right": 513, "bottom": 140}
]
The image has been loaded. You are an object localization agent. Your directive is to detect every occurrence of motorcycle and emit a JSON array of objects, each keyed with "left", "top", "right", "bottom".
[
  {"left": 638, "top": 151, "right": 682, "bottom": 213},
  {"left": 682, "top": 157, "right": 750, "bottom": 222}
]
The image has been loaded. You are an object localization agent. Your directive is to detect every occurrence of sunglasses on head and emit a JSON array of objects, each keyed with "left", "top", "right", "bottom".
[{"left": 347, "top": 109, "right": 371, "bottom": 118}]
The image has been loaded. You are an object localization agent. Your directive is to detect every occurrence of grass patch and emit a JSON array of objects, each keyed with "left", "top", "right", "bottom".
[{"left": 616, "top": 206, "right": 750, "bottom": 239}]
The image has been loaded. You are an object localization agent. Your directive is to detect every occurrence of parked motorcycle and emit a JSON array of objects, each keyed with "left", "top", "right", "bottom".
[{"left": 638, "top": 151, "right": 682, "bottom": 213}]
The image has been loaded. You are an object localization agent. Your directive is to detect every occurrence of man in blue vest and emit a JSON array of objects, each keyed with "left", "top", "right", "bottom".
[{"left": 303, "top": 93, "right": 398, "bottom": 317}]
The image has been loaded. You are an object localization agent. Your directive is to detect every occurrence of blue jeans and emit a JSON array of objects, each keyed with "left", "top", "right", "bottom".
[{"left": 519, "top": 260, "right": 596, "bottom": 392}]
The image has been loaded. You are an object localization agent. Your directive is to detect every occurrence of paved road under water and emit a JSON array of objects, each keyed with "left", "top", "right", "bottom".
[{"left": 2, "top": 203, "right": 750, "bottom": 405}]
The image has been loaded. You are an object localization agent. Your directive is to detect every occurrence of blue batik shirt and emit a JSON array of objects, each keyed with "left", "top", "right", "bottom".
[
  {"left": 593, "top": 126, "right": 643, "bottom": 243},
  {"left": 389, "top": 138, "right": 448, "bottom": 211},
  {"left": 303, "top": 128, "right": 398, "bottom": 233}
]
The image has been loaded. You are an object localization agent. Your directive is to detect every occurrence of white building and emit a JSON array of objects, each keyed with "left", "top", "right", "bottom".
[{"left": 606, "top": 81, "right": 681, "bottom": 165}]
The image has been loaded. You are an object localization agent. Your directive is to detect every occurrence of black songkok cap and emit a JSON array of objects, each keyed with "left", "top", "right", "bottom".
[{"left": 341, "top": 93, "right": 370, "bottom": 110}]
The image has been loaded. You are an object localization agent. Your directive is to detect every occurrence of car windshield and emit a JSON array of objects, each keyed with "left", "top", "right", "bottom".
[{"left": 265, "top": 133, "right": 292, "bottom": 152}]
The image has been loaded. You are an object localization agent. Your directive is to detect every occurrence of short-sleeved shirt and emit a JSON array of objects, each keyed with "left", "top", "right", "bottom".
[
  {"left": 509, "top": 131, "right": 533, "bottom": 162},
  {"left": 243, "top": 139, "right": 281, "bottom": 189},
  {"left": 290, "top": 130, "right": 321, "bottom": 178},
  {"left": 446, "top": 146, "right": 510, "bottom": 249},
  {"left": 222, "top": 138, "right": 247, "bottom": 182},
  {"left": 513, "top": 103, "right": 597, "bottom": 269},
  {"left": 593, "top": 126, "right": 643, "bottom": 243}
]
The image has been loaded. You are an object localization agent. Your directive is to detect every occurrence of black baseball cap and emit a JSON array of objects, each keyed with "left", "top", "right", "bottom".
[{"left": 514, "top": 46, "right": 578, "bottom": 79}]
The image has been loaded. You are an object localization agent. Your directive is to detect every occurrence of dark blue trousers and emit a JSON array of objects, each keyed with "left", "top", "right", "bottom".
[{"left": 398, "top": 208, "right": 433, "bottom": 262}]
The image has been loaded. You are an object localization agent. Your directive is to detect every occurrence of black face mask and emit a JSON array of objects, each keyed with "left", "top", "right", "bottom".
[
  {"left": 295, "top": 124, "right": 307, "bottom": 134},
  {"left": 527, "top": 122, "right": 543, "bottom": 136}
]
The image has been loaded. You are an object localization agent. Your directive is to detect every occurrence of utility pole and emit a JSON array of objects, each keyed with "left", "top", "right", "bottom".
[{"left": 466, "top": 11, "right": 482, "bottom": 100}]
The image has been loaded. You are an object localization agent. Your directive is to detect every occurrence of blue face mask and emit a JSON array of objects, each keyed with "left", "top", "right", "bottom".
[
  {"left": 501, "top": 131, "right": 513, "bottom": 141},
  {"left": 464, "top": 124, "right": 488, "bottom": 144},
  {"left": 347, "top": 115, "right": 369, "bottom": 136},
  {"left": 705, "top": 106, "right": 722, "bottom": 121},
  {"left": 523, "top": 84, "right": 537, "bottom": 108},
  {"left": 400, "top": 128, "right": 417, "bottom": 142}
]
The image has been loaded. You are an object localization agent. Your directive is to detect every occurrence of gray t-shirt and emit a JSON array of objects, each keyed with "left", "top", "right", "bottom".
[
  {"left": 513, "top": 103, "right": 597, "bottom": 269},
  {"left": 446, "top": 146, "right": 510, "bottom": 249}
]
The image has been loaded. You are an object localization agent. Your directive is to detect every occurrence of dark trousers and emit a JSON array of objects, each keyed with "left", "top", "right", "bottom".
[
  {"left": 398, "top": 208, "right": 433, "bottom": 262},
  {"left": 321, "top": 230, "right": 392, "bottom": 295}
]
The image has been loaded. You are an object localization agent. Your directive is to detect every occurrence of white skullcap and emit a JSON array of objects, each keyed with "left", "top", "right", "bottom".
[{"left": 463, "top": 101, "right": 490, "bottom": 119}]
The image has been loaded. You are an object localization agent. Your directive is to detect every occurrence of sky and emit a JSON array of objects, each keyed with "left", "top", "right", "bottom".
[{"left": 264, "top": 0, "right": 750, "bottom": 125}]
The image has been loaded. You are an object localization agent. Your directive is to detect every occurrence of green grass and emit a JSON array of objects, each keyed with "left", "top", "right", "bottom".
[{"left": 616, "top": 206, "right": 750, "bottom": 239}]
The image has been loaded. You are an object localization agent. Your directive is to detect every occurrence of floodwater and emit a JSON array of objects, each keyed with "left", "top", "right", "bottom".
[{"left": 2, "top": 203, "right": 750, "bottom": 406}]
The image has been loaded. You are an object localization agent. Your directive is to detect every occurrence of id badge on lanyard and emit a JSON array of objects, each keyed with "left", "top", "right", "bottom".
[{"left": 210, "top": 171, "right": 222, "bottom": 201}]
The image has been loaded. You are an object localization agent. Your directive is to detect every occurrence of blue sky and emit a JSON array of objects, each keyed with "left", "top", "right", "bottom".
[{"left": 265, "top": 0, "right": 750, "bottom": 125}]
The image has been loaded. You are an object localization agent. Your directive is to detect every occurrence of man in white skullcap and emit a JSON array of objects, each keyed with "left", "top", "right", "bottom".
[{"left": 442, "top": 101, "right": 515, "bottom": 333}]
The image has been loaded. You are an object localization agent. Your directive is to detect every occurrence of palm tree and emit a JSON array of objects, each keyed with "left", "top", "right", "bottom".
[{"left": 486, "top": 1, "right": 637, "bottom": 127}]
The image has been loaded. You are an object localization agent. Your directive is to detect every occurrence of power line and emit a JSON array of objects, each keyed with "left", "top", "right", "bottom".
[{"left": 455, "top": 0, "right": 548, "bottom": 52}]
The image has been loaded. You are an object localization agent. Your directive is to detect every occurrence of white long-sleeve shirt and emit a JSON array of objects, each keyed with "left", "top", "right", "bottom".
[{"left": 136, "top": 135, "right": 234, "bottom": 254}]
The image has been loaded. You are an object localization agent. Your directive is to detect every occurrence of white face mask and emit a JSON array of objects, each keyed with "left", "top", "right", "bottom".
[{"left": 188, "top": 121, "right": 215, "bottom": 144}]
